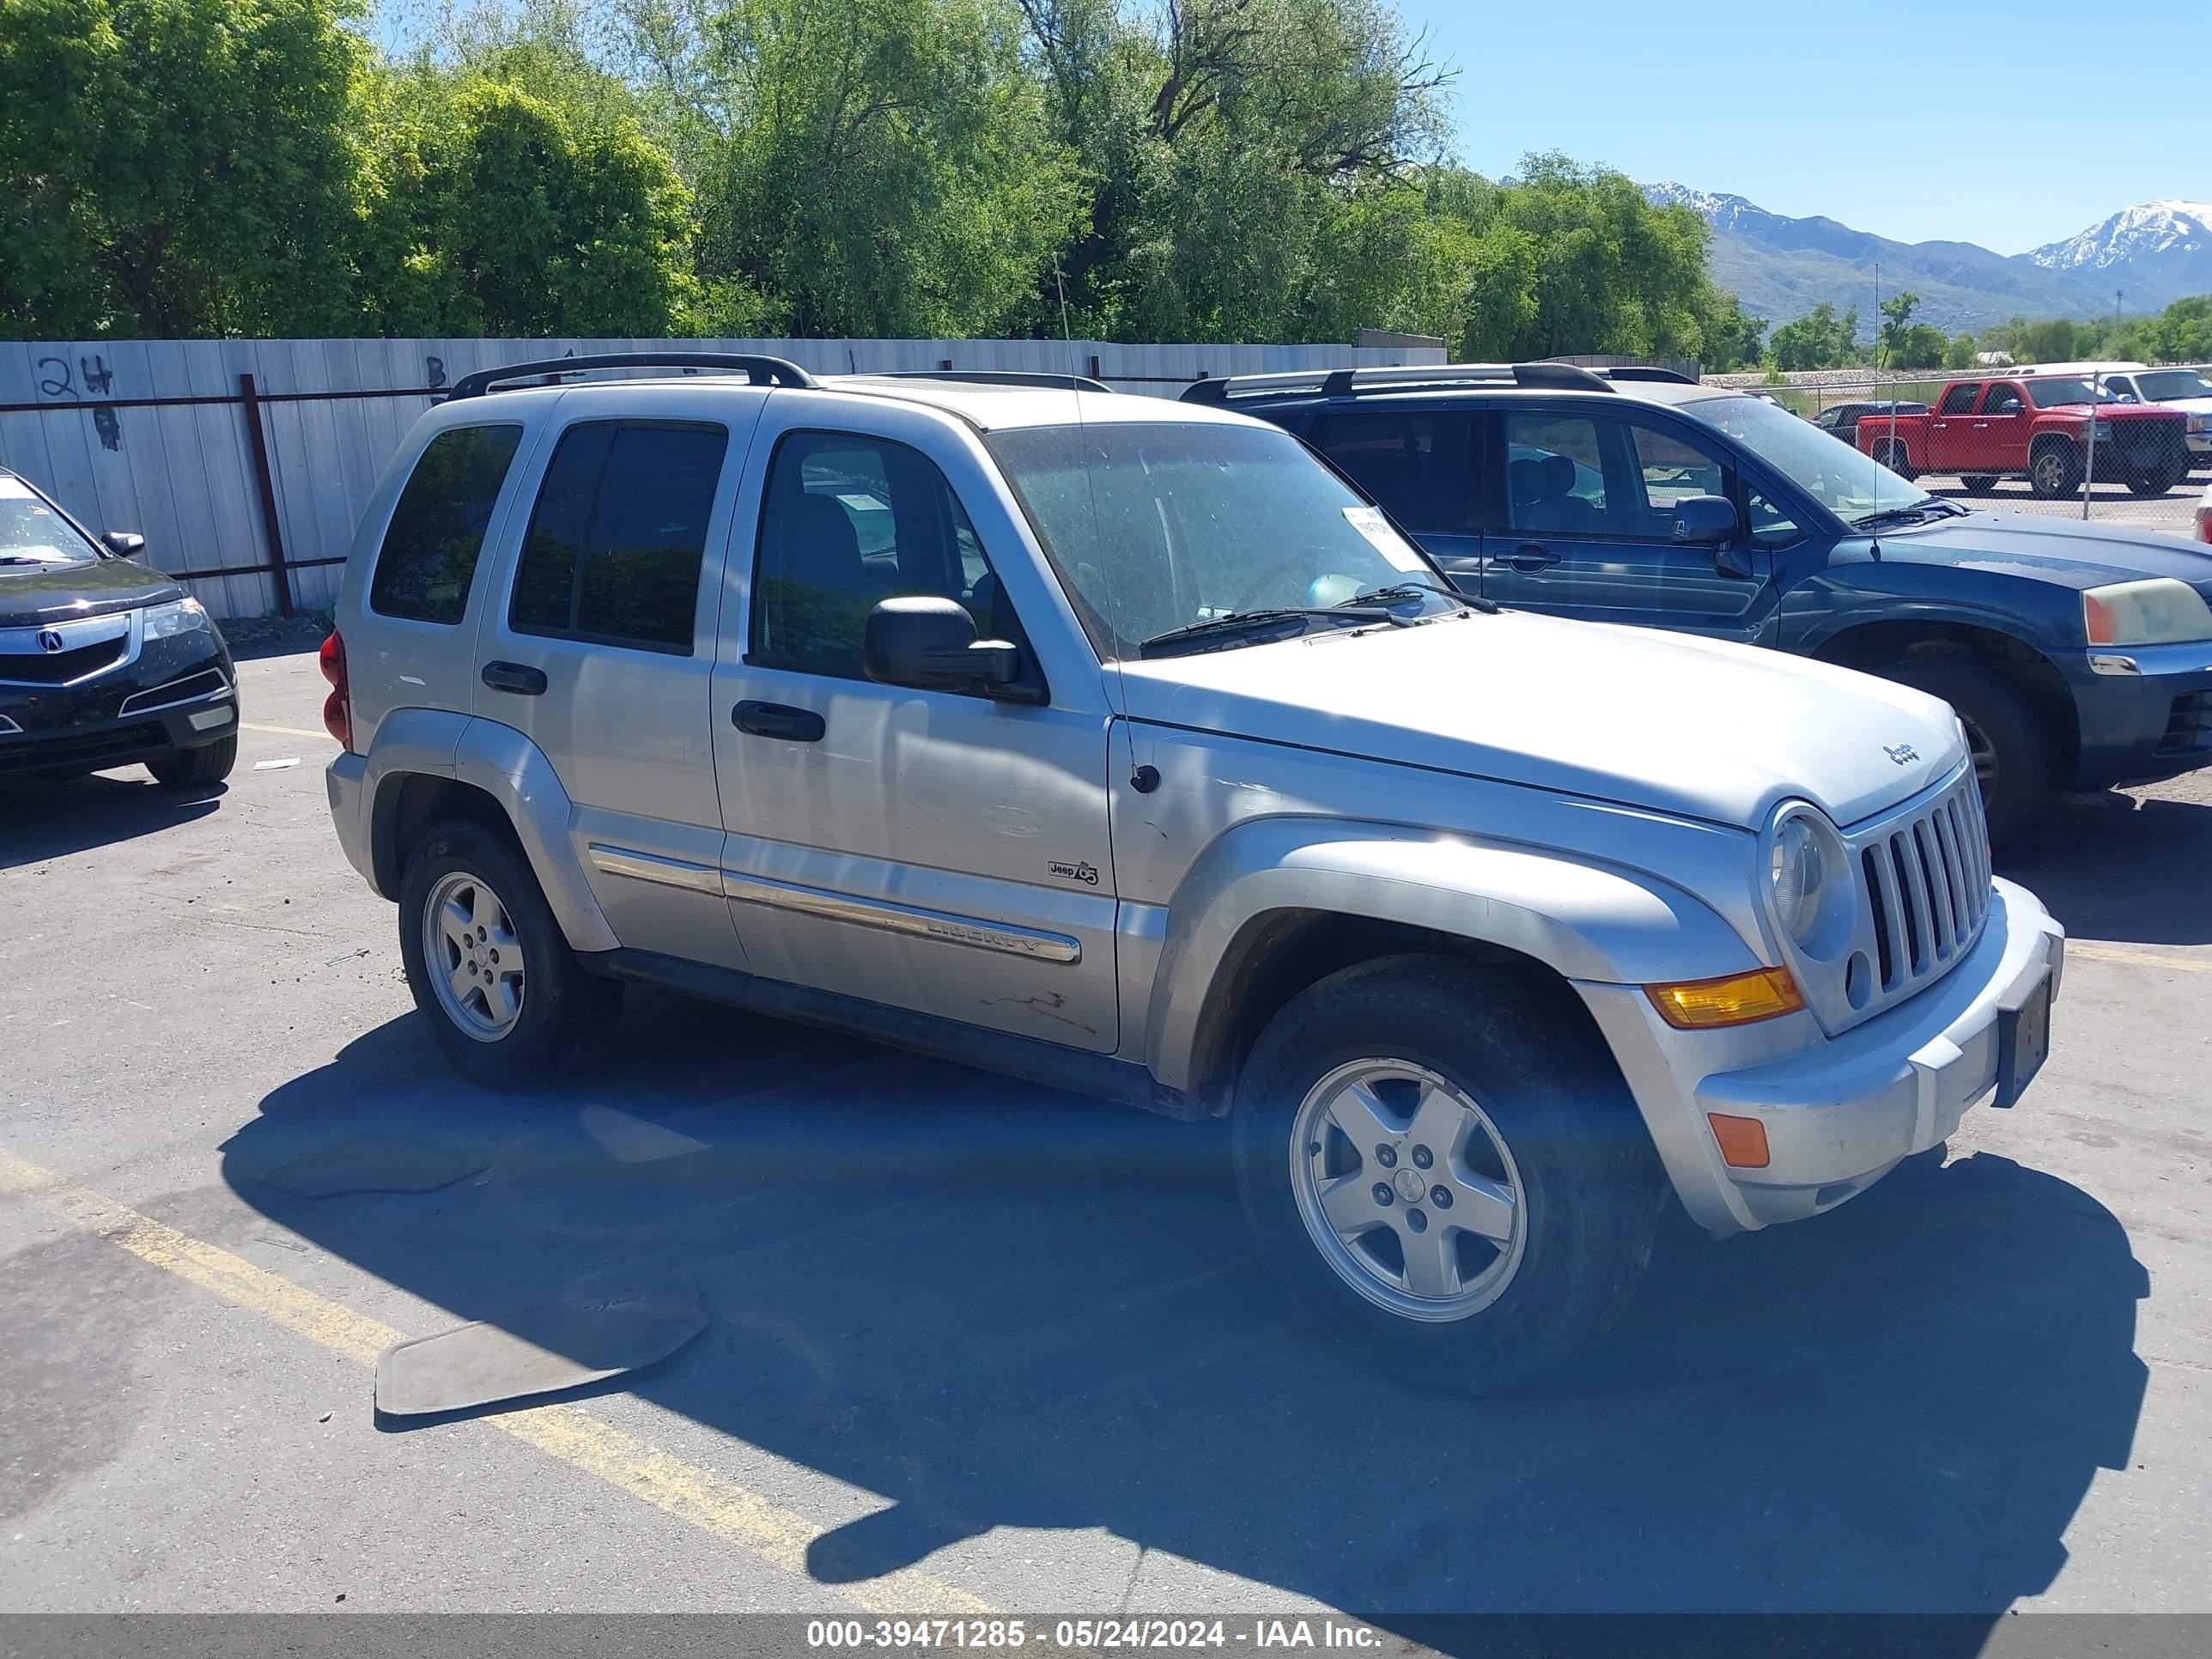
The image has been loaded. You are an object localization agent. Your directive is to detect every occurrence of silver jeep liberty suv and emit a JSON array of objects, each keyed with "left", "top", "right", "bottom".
[{"left": 323, "top": 354, "right": 2064, "bottom": 1391}]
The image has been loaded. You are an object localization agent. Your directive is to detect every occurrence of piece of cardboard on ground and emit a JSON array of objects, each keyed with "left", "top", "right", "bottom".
[
  {"left": 374, "top": 1292, "right": 708, "bottom": 1417},
  {"left": 258, "top": 1130, "right": 488, "bottom": 1198},
  {"left": 578, "top": 1103, "right": 709, "bottom": 1165}
]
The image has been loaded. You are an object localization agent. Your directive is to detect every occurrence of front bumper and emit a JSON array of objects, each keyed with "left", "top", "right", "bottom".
[
  {"left": 0, "top": 634, "right": 237, "bottom": 777},
  {"left": 1577, "top": 877, "right": 2064, "bottom": 1234},
  {"left": 2063, "top": 641, "right": 2212, "bottom": 787}
]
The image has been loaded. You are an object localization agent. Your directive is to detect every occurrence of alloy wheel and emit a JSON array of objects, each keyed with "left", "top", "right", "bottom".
[
  {"left": 1287, "top": 1059, "right": 1528, "bottom": 1322},
  {"left": 422, "top": 870, "right": 528, "bottom": 1041}
]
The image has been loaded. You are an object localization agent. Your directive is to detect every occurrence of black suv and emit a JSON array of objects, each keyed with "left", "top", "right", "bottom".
[
  {"left": 1192, "top": 362, "right": 2212, "bottom": 846},
  {"left": 0, "top": 466, "right": 238, "bottom": 787}
]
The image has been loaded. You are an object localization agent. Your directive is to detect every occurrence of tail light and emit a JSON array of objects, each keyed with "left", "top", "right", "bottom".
[
  {"left": 2197, "top": 499, "right": 2211, "bottom": 545},
  {"left": 319, "top": 629, "right": 352, "bottom": 750}
]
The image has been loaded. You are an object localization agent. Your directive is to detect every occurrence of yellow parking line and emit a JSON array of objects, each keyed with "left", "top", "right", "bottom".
[
  {"left": 2065, "top": 942, "right": 2212, "bottom": 975},
  {"left": 241, "top": 721, "right": 333, "bottom": 741},
  {"left": 0, "top": 1146, "right": 992, "bottom": 1615}
]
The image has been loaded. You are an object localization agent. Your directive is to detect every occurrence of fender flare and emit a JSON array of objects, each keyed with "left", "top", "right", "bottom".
[
  {"left": 363, "top": 710, "right": 619, "bottom": 954},
  {"left": 1141, "top": 816, "right": 1761, "bottom": 1093}
]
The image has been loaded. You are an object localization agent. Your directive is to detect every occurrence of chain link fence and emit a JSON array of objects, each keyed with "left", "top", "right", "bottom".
[{"left": 1708, "top": 366, "right": 2212, "bottom": 542}]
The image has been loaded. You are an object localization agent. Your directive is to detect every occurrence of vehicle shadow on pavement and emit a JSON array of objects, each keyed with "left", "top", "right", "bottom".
[
  {"left": 0, "top": 774, "right": 225, "bottom": 868},
  {"left": 221, "top": 993, "right": 2148, "bottom": 1626},
  {"left": 2004, "top": 787, "right": 2212, "bottom": 945}
]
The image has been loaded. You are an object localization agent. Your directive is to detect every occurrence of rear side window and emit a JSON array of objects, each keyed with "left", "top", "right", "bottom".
[
  {"left": 509, "top": 422, "right": 729, "bottom": 653},
  {"left": 1310, "top": 411, "right": 1477, "bottom": 531},
  {"left": 368, "top": 425, "right": 522, "bottom": 624},
  {"left": 1938, "top": 385, "right": 1979, "bottom": 415}
]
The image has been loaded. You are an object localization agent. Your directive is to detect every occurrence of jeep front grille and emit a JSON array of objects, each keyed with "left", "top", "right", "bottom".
[{"left": 1853, "top": 774, "right": 1990, "bottom": 998}]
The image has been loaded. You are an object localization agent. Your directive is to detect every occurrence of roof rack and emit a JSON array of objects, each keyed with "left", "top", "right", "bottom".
[
  {"left": 1179, "top": 361, "right": 1614, "bottom": 404},
  {"left": 862, "top": 369, "right": 1113, "bottom": 393},
  {"left": 442, "top": 352, "right": 816, "bottom": 401},
  {"left": 1589, "top": 365, "right": 1698, "bottom": 385}
]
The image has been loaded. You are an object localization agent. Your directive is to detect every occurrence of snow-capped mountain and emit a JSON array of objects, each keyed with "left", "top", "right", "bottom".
[
  {"left": 2027, "top": 201, "right": 2212, "bottom": 300},
  {"left": 1642, "top": 182, "right": 2119, "bottom": 333},
  {"left": 1644, "top": 184, "right": 2212, "bottom": 329},
  {"left": 2028, "top": 200, "right": 2212, "bottom": 270}
]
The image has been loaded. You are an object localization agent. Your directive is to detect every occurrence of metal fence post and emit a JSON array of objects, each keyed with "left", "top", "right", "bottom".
[
  {"left": 237, "top": 372, "right": 295, "bottom": 617},
  {"left": 2081, "top": 371, "right": 2100, "bottom": 521}
]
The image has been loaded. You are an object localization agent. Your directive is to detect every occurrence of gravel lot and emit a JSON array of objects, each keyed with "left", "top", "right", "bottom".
[{"left": 3, "top": 647, "right": 2209, "bottom": 1627}]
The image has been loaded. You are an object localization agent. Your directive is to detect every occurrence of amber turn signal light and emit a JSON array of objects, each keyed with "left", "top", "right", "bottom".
[
  {"left": 1644, "top": 966, "right": 1805, "bottom": 1030},
  {"left": 1707, "top": 1113, "right": 1771, "bottom": 1169}
]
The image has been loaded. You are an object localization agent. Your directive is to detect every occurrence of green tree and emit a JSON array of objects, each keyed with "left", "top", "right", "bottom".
[
  {"left": 1449, "top": 154, "right": 1723, "bottom": 363},
  {"left": 0, "top": 0, "right": 370, "bottom": 337},
  {"left": 1877, "top": 289, "right": 1921, "bottom": 366},
  {"left": 627, "top": 0, "right": 1083, "bottom": 338},
  {"left": 1766, "top": 301, "right": 1860, "bottom": 370},
  {"left": 1013, "top": 0, "right": 1452, "bottom": 342},
  {"left": 359, "top": 72, "right": 699, "bottom": 336}
]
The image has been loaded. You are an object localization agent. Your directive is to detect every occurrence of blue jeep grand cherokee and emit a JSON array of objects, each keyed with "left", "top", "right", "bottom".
[{"left": 1191, "top": 362, "right": 2212, "bottom": 847}]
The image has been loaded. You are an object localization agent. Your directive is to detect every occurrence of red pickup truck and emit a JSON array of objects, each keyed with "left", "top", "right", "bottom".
[{"left": 1854, "top": 374, "right": 2190, "bottom": 499}]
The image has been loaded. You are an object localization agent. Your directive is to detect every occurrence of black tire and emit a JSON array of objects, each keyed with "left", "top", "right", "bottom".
[
  {"left": 1885, "top": 659, "right": 2052, "bottom": 853},
  {"left": 397, "top": 818, "right": 622, "bottom": 1088},
  {"left": 145, "top": 734, "right": 235, "bottom": 789},
  {"left": 2126, "top": 458, "right": 2185, "bottom": 497},
  {"left": 1961, "top": 475, "right": 2000, "bottom": 496},
  {"left": 1875, "top": 440, "right": 1917, "bottom": 482},
  {"left": 1231, "top": 955, "right": 1668, "bottom": 1395},
  {"left": 2029, "top": 439, "right": 2082, "bottom": 501}
]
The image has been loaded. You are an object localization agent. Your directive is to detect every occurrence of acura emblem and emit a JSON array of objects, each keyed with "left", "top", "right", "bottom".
[
  {"left": 37, "top": 629, "right": 64, "bottom": 653},
  {"left": 1884, "top": 743, "right": 1919, "bottom": 765}
]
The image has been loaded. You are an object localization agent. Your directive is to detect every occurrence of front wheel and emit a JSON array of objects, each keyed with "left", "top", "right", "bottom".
[
  {"left": 1231, "top": 956, "right": 1666, "bottom": 1395},
  {"left": 146, "top": 735, "right": 235, "bottom": 789},
  {"left": 1885, "top": 659, "right": 2052, "bottom": 852},
  {"left": 398, "top": 819, "right": 622, "bottom": 1087}
]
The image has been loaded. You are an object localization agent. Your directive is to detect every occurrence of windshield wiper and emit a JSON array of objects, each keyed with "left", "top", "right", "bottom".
[
  {"left": 1851, "top": 495, "right": 1965, "bottom": 531},
  {"left": 1344, "top": 580, "right": 1498, "bottom": 613},
  {"left": 1138, "top": 605, "right": 1408, "bottom": 659}
]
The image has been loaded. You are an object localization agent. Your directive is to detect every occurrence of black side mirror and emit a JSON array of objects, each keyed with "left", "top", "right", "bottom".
[
  {"left": 1669, "top": 494, "right": 1740, "bottom": 548},
  {"left": 103, "top": 531, "right": 146, "bottom": 557},
  {"left": 864, "top": 597, "right": 1031, "bottom": 699}
]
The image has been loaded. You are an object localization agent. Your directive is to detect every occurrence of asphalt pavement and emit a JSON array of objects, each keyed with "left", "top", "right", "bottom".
[{"left": 2, "top": 647, "right": 2208, "bottom": 1627}]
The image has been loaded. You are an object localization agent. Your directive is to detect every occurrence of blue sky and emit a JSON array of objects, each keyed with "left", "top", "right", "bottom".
[{"left": 1399, "top": 0, "right": 2212, "bottom": 252}]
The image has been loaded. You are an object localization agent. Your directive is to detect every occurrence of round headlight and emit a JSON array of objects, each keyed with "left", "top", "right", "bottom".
[{"left": 1770, "top": 816, "right": 1826, "bottom": 947}]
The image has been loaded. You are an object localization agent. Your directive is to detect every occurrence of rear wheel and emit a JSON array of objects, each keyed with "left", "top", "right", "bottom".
[
  {"left": 145, "top": 734, "right": 235, "bottom": 789},
  {"left": 1885, "top": 659, "right": 2051, "bottom": 852},
  {"left": 2030, "top": 440, "right": 2083, "bottom": 501},
  {"left": 1875, "top": 440, "right": 1917, "bottom": 482},
  {"left": 1231, "top": 956, "right": 1666, "bottom": 1395},
  {"left": 1962, "top": 475, "right": 2000, "bottom": 496},
  {"left": 398, "top": 818, "right": 622, "bottom": 1087}
]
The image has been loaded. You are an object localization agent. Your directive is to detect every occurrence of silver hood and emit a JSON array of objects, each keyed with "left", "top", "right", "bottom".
[{"left": 1116, "top": 610, "right": 1965, "bottom": 831}]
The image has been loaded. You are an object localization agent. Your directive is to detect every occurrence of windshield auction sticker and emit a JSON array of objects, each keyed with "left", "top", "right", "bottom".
[{"left": 1341, "top": 506, "right": 1426, "bottom": 571}]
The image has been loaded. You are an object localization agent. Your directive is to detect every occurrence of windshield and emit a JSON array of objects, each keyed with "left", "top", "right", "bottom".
[
  {"left": 1687, "top": 393, "right": 1926, "bottom": 526},
  {"left": 987, "top": 421, "right": 1444, "bottom": 658},
  {"left": 2134, "top": 369, "right": 2212, "bottom": 402},
  {"left": 2025, "top": 378, "right": 2118, "bottom": 408},
  {"left": 0, "top": 477, "right": 100, "bottom": 568}
]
